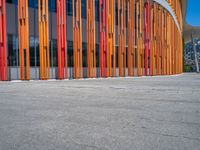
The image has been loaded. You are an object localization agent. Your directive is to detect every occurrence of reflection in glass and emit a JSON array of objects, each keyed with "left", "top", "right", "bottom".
[{"left": 7, "top": 34, "right": 18, "bottom": 67}]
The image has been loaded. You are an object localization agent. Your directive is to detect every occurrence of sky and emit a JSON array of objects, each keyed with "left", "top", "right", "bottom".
[{"left": 186, "top": 0, "right": 200, "bottom": 26}]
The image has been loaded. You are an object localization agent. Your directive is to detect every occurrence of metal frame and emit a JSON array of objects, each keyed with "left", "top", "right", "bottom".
[{"left": 57, "top": 0, "right": 67, "bottom": 79}]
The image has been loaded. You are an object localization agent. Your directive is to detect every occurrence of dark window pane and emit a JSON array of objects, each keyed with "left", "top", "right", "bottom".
[
  {"left": 50, "top": 39, "right": 57, "bottom": 67},
  {"left": 6, "top": 0, "right": 15, "bottom": 4},
  {"left": 95, "top": 0, "right": 99, "bottom": 21},
  {"left": 96, "top": 44, "right": 99, "bottom": 67},
  {"left": 116, "top": 46, "right": 118, "bottom": 67},
  {"left": 30, "top": 37, "right": 35, "bottom": 66},
  {"left": 6, "top": 0, "right": 13, "bottom": 3},
  {"left": 115, "top": 3, "right": 118, "bottom": 25},
  {"left": 48, "top": 0, "right": 51, "bottom": 11},
  {"left": 28, "top": 0, "right": 34, "bottom": 8},
  {"left": 7, "top": 34, "right": 18, "bottom": 67},
  {"left": 82, "top": 42, "right": 87, "bottom": 67},
  {"left": 34, "top": 37, "right": 40, "bottom": 66},
  {"left": 49, "top": 0, "right": 56, "bottom": 12},
  {"left": 34, "top": 0, "right": 38, "bottom": 8},
  {"left": 67, "top": 41, "right": 73, "bottom": 67},
  {"left": 82, "top": 0, "right": 86, "bottom": 19},
  {"left": 66, "top": 0, "right": 73, "bottom": 16}
]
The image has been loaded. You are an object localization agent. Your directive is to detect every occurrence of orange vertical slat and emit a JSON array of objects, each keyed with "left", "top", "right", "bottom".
[
  {"left": 73, "top": 0, "right": 82, "bottom": 79},
  {"left": 107, "top": 0, "right": 116, "bottom": 77},
  {"left": 18, "top": 0, "right": 30, "bottom": 80},
  {"left": 87, "top": 0, "right": 96, "bottom": 78},
  {"left": 127, "top": 0, "right": 135, "bottom": 76},
  {"left": 136, "top": 0, "right": 144, "bottom": 76},
  {"left": 39, "top": 0, "right": 50, "bottom": 80},
  {"left": 118, "top": 0, "right": 126, "bottom": 77}
]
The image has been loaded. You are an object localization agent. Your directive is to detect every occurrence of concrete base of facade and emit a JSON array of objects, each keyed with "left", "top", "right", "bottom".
[{"left": 7, "top": 67, "right": 138, "bottom": 80}]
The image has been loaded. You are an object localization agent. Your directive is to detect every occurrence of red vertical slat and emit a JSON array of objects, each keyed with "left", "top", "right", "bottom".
[
  {"left": 0, "top": 0, "right": 7, "bottom": 81},
  {"left": 99, "top": 0, "right": 107, "bottom": 77},
  {"left": 144, "top": 0, "right": 151, "bottom": 76},
  {"left": 57, "top": 0, "right": 67, "bottom": 79}
]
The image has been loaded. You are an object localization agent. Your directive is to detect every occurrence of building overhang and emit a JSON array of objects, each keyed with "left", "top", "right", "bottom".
[
  {"left": 182, "top": 0, "right": 188, "bottom": 21},
  {"left": 182, "top": 0, "right": 200, "bottom": 42}
]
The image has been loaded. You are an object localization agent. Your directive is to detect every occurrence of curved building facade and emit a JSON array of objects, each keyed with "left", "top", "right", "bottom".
[{"left": 0, "top": 0, "right": 185, "bottom": 81}]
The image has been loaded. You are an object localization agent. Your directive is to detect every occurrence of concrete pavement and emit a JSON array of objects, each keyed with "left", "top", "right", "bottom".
[{"left": 0, "top": 73, "right": 200, "bottom": 150}]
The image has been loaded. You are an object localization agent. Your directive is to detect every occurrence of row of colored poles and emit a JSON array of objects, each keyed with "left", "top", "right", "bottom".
[{"left": 0, "top": 0, "right": 183, "bottom": 81}]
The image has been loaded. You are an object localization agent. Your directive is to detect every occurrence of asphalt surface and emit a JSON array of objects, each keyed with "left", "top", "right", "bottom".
[{"left": 0, "top": 73, "right": 200, "bottom": 150}]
